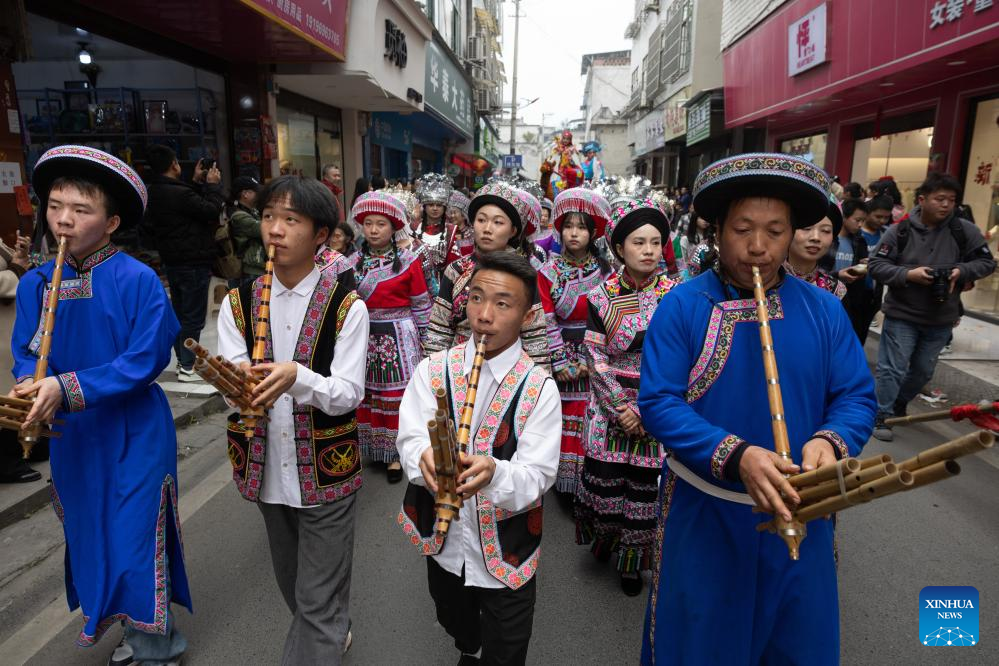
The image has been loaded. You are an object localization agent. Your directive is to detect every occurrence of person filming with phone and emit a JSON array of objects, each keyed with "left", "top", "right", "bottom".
[
  {"left": 144, "top": 145, "right": 226, "bottom": 381},
  {"left": 868, "top": 172, "right": 996, "bottom": 442}
]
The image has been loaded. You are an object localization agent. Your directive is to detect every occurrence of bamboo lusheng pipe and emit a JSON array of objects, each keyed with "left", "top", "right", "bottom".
[
  {"left": 0, "top": 404, "right": 64, "bottom": 425},
  {"left": 185, "top": 339, "right": 256, "bottom": 407},
  {"left": 750, "top": 266, "right": 805, "bottom": 560},
  {"left": 455, "top": 335, "right": 488, "bottom": 454},
  {"left": 193, "top": 358, "right": 252, "bottom": 410},
  {"left": 788, "top": 457, "right": 860, "bottom": 489},
  {"left": 908, "top": 459, "right": 961, "bottom": 488},
  {"left": 0, "top": 416, "right": 61, "bottom": 437},
  {"left": 896, "top": 430, "right": 994, "bottom": 472},
  {"left": 790, "top": 469, "right": 915, "bottom": 524},
  {"left": 236, "top": 243, "right": 276, "bottom": 437},
  {"left": 795, "top": 462, "right": 897, "bottom": 506},
  {"left": 431, "top": 389, "right": 462, "bottom": 538},
  {"left": 18, "top": 236, "right": 69, "bottom": 457},
  {"left": 884, "top": 400, "right": 996, "bottom": 426},
  {"left": 858, "top": 453, "right": 893, "bottom": 470}
]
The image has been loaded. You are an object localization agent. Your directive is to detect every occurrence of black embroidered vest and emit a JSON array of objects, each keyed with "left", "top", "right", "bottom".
[
  {"left": 225, "top": 271, "right": 362, "bottom": 505},
  {"left": 398, "top": 345, "right": 549, "bottom": 589}
]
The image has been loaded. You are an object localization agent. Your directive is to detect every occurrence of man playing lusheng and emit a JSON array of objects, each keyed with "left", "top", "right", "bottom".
[
  {"left": 638, "top": 154, "right": 876, "bottom": 665},
  {"left": 12, "top": 145, "right": 190, "bottom": 663},
  {"left": 217, "top": 175, "right": 369, "bottom": 664},
  {"left": 397, "top": 251, "right": 561, "bottom": 665}
]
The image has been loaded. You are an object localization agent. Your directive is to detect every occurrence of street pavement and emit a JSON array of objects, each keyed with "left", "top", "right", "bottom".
[{"left": 2, "top": 409, "right": 997, "bottom": 665}]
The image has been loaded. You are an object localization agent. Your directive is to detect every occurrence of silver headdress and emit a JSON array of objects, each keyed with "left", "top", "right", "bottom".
[{"left": 415, "top": 173, "right": 453, "bottom": 204}]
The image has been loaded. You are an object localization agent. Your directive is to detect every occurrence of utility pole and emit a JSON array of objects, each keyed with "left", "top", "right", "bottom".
[{"left": 508, "top": 0, "right": 521, "bottom": 156}]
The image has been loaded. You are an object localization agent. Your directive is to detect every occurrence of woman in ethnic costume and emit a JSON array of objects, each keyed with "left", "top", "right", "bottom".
[
  {"left": 443, "top": 189, "right": 474, "bottom": 266},
  {"left": 538, "top": 187, "right": 613, "bottom": 494},
  {"left": 350, "top": 191, "right": 431, "bottom": 483},
  {"left": 575, "top": 197, "right": 675, "bottom": 597},
  {"left": 410, "top": 173, "right": 453, "bottom": 297},
  {"left": 424, "top": 178, "right": 561, "bottom": 371},
  {"left": 532, "top": 197, "right": 558, "bottom": 257},
  {"left": 784, "top": 200, "right": 847, "bottom": 299}
]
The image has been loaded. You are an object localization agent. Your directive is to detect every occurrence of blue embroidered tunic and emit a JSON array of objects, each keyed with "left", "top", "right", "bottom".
[
  {"left": 11, "top": 245, "right": 191, "bottom": 646},
  {"left": 637, "top": 270, "right": 875, "bottom": 665}
]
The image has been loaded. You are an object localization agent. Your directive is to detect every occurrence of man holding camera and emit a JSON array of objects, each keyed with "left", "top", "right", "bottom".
[
  {"left": 144, "top": 145, "right": 226, "bottom": 381},
  {"left": 869, "top": 173, "right": 995, "bottom": 441}
]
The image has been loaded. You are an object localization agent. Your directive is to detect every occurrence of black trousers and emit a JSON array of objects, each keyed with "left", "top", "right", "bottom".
[
  {"left": 426, "top": 557, "right": 537, "bottom": 666},
  {"left": 844, "top": 289, "right": 881, "bottom": 345}
]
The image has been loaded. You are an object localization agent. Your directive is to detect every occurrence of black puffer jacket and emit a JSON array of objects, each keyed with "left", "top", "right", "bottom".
[{"left": 144, "top": 175, "right": 226, "bottom": 266}]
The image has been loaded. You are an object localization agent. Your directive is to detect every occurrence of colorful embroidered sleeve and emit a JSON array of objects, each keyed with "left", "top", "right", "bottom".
[
  {"left": 11, "top": 270, "right": 47, "bottom": 384},
  {"left": 637, "top": 290, "right": 747, "bottom": 481},
  {"left": 520, "top": 300, "right": 553, "bottom": 373},
  {"left": 810, "top": 296, "right": 876, "bottom": 458},
  {"left": 424, "top": 266, "right": 457, "bottom": 356},
  {"left": 583, "top": 298, "right": 631, "bottom": 414},
  {"left": 54, "top": 269, "right": 179, "bottom": 411},
  {"left": 537, "top": 272, "right": 568, "bottom": 372},
  {"left": 407, "top": 258, "right": 432, "bottom": 335}
]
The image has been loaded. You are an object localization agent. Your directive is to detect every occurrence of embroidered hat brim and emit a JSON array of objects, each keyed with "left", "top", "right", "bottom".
[
  {"left": 467, "top": 194, "right": 523, "bottom": 237},
  {"left": 692, "top": 153, "right": 831, "bottom": 229},
  {"left": 552, "top": 187, "right": 611, "bottom": 239},
  {"left": 351, "top": 191, "right": 409, "bottom": 230},
  {"left": 32, "top": 145, "right": 147, "bottom": 228}
]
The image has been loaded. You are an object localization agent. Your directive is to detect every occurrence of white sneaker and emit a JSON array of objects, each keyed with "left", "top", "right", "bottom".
[
  {"left": 176, "top": 368, "right": 201, "bottom": 383},
  {"left": 343, "top": 630, "right": 352, "bottom": 655},
  {"left": 108, "top": 638, "right": 134, "bottom": 666}
]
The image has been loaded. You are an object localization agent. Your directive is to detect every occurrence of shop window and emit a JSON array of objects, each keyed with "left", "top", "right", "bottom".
[
  {"left": 961, "top": 96, "right": 999, "bottom": 315},
  {"left": 851, "top": 127, "right": 933, "bottom": 210},
  {"left": 780, "top": 132, "right": 828, "bottom": 169}
]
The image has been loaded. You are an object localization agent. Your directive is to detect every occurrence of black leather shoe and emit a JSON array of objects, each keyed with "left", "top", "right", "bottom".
[
  {"left": 620, "top": 571, "right": 643, "bottom": 596},
  {"left": 387, "top": 464, "right": 403, "bottom": 484}
]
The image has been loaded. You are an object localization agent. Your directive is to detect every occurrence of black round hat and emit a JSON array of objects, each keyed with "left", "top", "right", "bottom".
[
  {"left": 32, "top": 145, "right": 147, "bottom": 228},
  {"left": 692, "top": 153, "right": 831, "bottom": 229}
]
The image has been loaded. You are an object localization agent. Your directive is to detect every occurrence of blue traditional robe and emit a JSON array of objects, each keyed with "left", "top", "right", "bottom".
[
  {"left": 637, "top": 270, "right": 875, "bottom": 665},
  {"left": 11, "top": 244, "right": 191, "bottom": 646}
]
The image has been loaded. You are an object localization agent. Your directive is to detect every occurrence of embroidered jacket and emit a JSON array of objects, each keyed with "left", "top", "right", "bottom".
[
  {"left": 538, "top": 253, "right": 611, "bottom": 372},
  {"left": 398, "top": 345, "right": 553, "bottom": 590},
  {"left": 424, "top": 252, "right": 559, "bottom": 371},
  {"left": 225, "top": 272, "right": 363, "bottom": 505}
]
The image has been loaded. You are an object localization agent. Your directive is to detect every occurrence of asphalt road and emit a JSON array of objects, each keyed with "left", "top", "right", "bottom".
[{"left": 5, "top": 411, "right": 998, "bottom": 665}]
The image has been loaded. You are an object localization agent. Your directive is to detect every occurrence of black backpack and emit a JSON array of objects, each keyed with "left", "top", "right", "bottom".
[{"left": 895, "top": 215, "right": 969, "bottom": 260}]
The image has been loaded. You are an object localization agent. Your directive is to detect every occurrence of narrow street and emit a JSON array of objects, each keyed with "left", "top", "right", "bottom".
[{"left": 2, "top": 412, "right": 996, "bottom": 665}]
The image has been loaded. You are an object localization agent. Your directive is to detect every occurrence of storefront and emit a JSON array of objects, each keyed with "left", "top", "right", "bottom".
[
  {"left": 723, "top": 0, "right": 999, "bottom": 313},
  {"left": 413, "top": 38, "right": 474, "bottom": 178},
  {"left": 275, "top": 91, "right": 344, "bottom": 180},
  {"left": 13, "top": 12, "right": 230, "bottom": 183}
]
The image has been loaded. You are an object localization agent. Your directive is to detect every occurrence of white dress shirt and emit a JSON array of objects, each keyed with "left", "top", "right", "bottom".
[
  {"left": 217, "top": 266, "right": 369, "bottom": 508},
  {"left": 396, "top": 339, "right": 562, "bottom": 588}
]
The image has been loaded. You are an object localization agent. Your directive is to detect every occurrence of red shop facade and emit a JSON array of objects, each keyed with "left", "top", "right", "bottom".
[{"left": 723, "top": 0, "right": 999, "bottom": 314}]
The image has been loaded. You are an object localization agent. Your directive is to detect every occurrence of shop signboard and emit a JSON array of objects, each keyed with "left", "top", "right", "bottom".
[
  {"left": 371, "top": 112, "right": 413, "bottom": 152},
  {"left": 503, "top": 154, "right": 523, "bottom": 169},
  {"left": 686, "top": 96, "right": 711, "bottom": 146},
  {"left": 634, "top": 110, "right": 666, "bottom": 156},
  {"left": 788, "top": 3, "right": 827, "bottom": 76},
  {"left": 238, "top": 0, "right": 349, "bottom": 61},
  {"left": 663, "top": 99, "right": 687, "bottom": 142},
  {"left": 425, "top": 41, "right": 474, "bottom": 140}
]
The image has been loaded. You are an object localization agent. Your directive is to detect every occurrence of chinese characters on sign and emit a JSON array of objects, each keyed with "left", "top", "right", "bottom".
[
  {"left": 663, "top": 100, "right": 687, "bottom": 142},
  {"left": 239, "top": 0, "right": 349, "bottom": 60},
  {"left": 931, "top": 0, "right": 994, "bottom": 28},
  {"left": 424, "top": 41, "right": 474, "bottom": 139},
  {"left": 787, "top": 3, "right": 827, "bottom": 76},
  {"left": 384, "top": 20, "right": 407, "bottom": 68},
  {"left": 370, "top": 112, "right": 413, "bottom": 153},
  {"left": 686, "top": 96, "right": 711, "bottom": 146}
]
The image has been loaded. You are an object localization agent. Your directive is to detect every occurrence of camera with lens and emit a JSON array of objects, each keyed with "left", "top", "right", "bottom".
[{"left": 930, "top": 267, "right": 953, "bottom": 303}]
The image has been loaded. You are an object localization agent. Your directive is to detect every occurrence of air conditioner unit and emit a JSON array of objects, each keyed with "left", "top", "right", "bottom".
[
  {"left": 467, "top": 36, "right": 486, "bottom": 61},
  {"left": 475, "top": 89, "right": 491, "bottom": 111}
]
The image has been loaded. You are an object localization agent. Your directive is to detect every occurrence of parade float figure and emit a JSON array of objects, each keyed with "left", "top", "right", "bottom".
[
  {"left": 541, "top": 130, "right": 584, "bottom": 199},
  {"left": 575, "top": 197, "right": 676, "bottom": 597},
  {"left": 349, "top": 192, "right": 431, "bottom": 484},
  {"left": 581, "top": 141, "right": 606, "bottom": 182},
  {"left": 538, "top": 187, "right": 614, "bottom": 493},
  {"left": 638, "top": 154, "right": 876, "bottom": 665},
  {"left": 12, "top": 146, "right": 191, "bottom": 661},
  {"left": 411, "top": 173, "right": 454, "bottom": 297}
]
